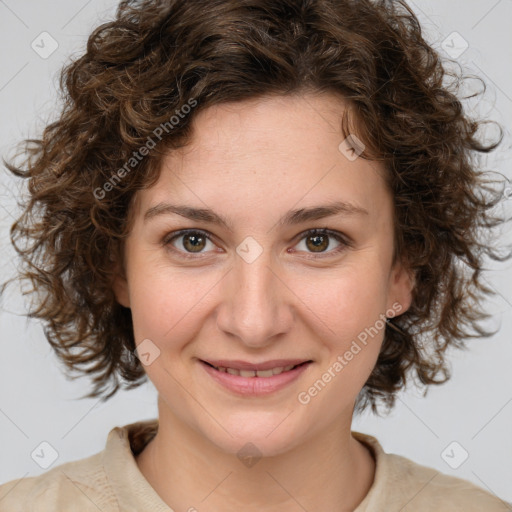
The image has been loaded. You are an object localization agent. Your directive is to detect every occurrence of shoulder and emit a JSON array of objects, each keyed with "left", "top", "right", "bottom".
[
  {"left": 387, "top": 452, "right": 511, "bottom": 511},
  {"left": 353, "top": 431, "right": 512, "bottom": 512},
  {"left": 0, "top": 451, "right": 117, "bottom": 512}
]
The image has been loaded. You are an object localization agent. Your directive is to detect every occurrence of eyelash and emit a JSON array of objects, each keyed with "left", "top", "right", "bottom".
[{"left": 161, "top": 228, "right": 352, "bottom": 260}]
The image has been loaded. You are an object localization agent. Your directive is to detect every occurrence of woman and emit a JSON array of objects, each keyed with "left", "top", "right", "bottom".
[{"left": 1, "top": 0, "right": 510, "bottom": 510}]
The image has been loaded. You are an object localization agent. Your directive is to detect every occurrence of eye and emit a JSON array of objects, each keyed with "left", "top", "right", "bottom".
[
  {"left": 163, "top": 229, "right": 217, "bottom": 258},
  {"left": 292, "top": 228, "right": 351, "bottom": 258},
  {"left": 162, "top": 228, "right": 351, "bottom": 259}
]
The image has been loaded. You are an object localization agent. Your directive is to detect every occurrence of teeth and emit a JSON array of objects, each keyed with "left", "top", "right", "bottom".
[
  {"left": 257, "top": 369, "right": 275, "bottom": 377},
  {"left": 212, "top": 363, "right": 301, "bottom": 377}
]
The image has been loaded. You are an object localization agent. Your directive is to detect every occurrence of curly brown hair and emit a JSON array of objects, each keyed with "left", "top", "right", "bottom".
[{"left": 2, "top": 0, "right": 510, "bottom": 415}]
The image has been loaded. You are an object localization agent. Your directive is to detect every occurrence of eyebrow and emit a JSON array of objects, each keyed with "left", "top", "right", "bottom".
[{"left": 143, "top": 200, "right": 369, "bottom": 230}]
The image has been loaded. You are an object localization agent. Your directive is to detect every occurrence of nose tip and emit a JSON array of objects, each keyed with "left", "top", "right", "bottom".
[{"left": 214, "top": 257, "right": 293, "bottom": 348}]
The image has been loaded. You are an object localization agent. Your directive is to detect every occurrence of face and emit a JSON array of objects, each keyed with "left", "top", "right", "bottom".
[{"left": 113, "top": 92, "right": 413, "bottom": 457}]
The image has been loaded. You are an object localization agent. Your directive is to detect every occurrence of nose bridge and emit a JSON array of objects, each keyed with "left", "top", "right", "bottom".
[{"left": 216, "top": 247, "right": 291, "bottom": 346}]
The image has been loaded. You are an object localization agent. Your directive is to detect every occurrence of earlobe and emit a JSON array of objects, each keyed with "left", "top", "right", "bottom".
[{"left": 388, "top": 262, "right": 415, "bottom": 316}]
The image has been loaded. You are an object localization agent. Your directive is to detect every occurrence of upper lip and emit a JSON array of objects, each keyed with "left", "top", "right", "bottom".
[{"left": 201, "top": 359, "right": 312, "bottom": 371}]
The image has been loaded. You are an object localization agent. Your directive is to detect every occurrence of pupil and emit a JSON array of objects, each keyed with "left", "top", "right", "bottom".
[
  {"left": 308, "top": 234, "right": 328, "bottom": 252},
  {"left": 185, "top": 234, "right": 205, "bottom": 252}
]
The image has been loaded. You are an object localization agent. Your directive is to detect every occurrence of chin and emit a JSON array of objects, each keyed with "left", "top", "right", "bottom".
[{"left": 199, "top": 413, "right": 308, "bottom": 459}]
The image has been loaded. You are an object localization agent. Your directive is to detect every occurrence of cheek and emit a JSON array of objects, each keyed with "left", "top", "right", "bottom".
[
  {"left": 291, "top": 264, "right": 389, "bottom": 397},
  {"left": 295, "top": 272, "right": 388, "bottom": 408},
  {"left": 294, "top": 264, "right": 389, "bottom": 342},
  {"left": 126, "top": 260, "right": 217, "bottom": 348}
]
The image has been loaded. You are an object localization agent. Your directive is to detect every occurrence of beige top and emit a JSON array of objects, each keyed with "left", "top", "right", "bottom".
[{"left": 0, "top": 418, "right": 510, "bottom": 511}]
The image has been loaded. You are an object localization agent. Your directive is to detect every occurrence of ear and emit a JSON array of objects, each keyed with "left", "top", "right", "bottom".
[
  {"left": 386, "top": 259, "right": 415, "bottom": 317},
  {"left": 112, "top": 256, "right": 131, "bottom": 308}
]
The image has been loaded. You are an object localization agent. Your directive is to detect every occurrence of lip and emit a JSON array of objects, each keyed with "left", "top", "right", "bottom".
[
  {"left": 202, "top": 358, "right": 310, "bottom": 371},
  {"left": 199, "top": 359, "right": 312, "bottom": 396}
]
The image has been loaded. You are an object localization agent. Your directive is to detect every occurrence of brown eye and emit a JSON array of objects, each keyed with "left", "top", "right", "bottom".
[
  {"left": 162, "top": 228, "right": 350, "bottom": 260},
  {"left": 305, "top": 233, "right": 329, "bottom": 252},
  {"left": 163, "top": 230, "right": 216, "bottom": 256},
  {"left": 293, "top": 228, "right": 350, "bottom": 257},
  {"left": 181, "top": 232, "right": 207, "bottom": 253}
]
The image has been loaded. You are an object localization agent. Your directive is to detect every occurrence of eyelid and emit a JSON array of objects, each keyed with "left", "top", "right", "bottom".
[
  {"left": 162, "top": 227, "right": 352, "bottom": 259},
  {"left": 290, "top": 228, "right": 352, "bottom": 258},
  {"left": 162, "top": 229, "right": 218, "bottom": 257}
]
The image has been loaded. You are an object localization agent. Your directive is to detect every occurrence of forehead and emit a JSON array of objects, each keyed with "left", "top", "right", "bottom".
[{"left": 133, "top": 93, "right": 391, "bottom": 226}]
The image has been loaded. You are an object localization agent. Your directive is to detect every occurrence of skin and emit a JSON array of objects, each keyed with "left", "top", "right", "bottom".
[{"left": 113, "top": 91, "right": 414, "bottom": 512}]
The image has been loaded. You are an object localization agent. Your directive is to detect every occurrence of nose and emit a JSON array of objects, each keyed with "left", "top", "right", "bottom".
[{"left": 215, "top": 248, "right": 294, "bottom": 348}]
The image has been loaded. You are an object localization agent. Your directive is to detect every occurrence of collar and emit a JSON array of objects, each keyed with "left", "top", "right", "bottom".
[{"left": 102, "top": 418, "right": 390, "bottom": 511}]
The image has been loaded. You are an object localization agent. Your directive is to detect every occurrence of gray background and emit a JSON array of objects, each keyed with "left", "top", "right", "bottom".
[{"left": 1, "top": 0, "right": 511, "bottom": 504}]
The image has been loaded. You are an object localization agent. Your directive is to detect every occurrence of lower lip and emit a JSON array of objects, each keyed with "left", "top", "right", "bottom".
[{"left": 200, "top": 360, "right": 312, "bottom": 396}]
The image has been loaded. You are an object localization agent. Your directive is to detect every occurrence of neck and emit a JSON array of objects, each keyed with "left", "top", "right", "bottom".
[{"left": 135, "top": 401, "right": 376, "bottom": 512}]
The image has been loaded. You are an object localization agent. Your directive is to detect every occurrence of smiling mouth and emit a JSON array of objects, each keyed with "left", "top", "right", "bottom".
[{"left": 201, "top": 360, "right": 311, "bottom": 378}]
